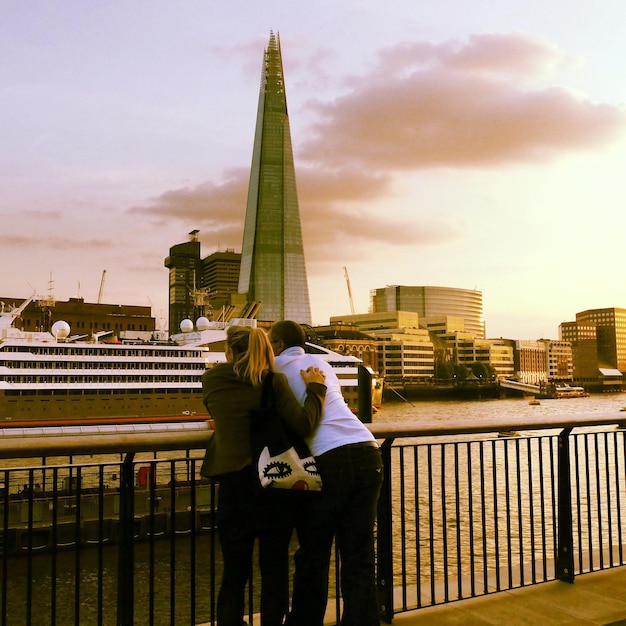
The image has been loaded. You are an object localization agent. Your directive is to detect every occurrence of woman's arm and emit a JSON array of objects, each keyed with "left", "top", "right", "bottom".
[{"left": 272, "top": 372, "right": 326, "bottom": 437}]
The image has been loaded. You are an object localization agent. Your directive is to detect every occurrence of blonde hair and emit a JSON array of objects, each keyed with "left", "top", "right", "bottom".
[{"left": 226, "top": 325, "right": 274, "bottom": 386}]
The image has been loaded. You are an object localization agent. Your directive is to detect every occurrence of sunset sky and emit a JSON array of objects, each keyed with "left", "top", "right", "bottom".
[{"left": 2, "top": 2, "right": 625, "bottom": 338}]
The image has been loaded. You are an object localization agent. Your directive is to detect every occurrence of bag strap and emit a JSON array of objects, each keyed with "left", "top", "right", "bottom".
[{"left": 260, "top": 371, "right": 274, "bottom": 410}]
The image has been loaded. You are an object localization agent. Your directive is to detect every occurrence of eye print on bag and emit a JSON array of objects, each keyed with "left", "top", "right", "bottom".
[
  {"left": 263, "top": 461, "right": 293, "bottom": 479},
  {"left": 302, "top": 459, "right": 319, "bottom": 476}
]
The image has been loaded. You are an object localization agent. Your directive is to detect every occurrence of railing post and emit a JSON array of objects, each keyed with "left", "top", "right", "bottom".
[
  {"left": 117, "top": 453, "right": 135, "bottom": 625},
  {"left": 377, "top": 438, "right": 395, "bottom": 623},
  {"left": 556, "top": 428, "right": 575, "bottom": 583},
  {"left": 357, "top": 365, "right": 373, "bottom": 423}
]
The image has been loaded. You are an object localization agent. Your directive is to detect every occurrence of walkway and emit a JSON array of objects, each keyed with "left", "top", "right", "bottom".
[{"left": 390, "top": 567, "right": 626, "bottom": 625}]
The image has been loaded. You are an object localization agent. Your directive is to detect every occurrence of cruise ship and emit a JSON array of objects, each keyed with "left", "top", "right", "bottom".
[{"left": 0, "top": 298, "right": 381, "bottom": 428}]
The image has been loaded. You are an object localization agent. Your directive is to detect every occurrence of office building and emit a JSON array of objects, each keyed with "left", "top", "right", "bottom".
[
  {"left": 575, "top": 308, "right": 626, "bottom": 373},
  {"left": 559, "top": 309, "right": 626, "bottom": 390},
  {"left": 370, "top": 286, "right": 485, "bottom": 338},
  {"left": 328, "top": 311, "right": 434, "bottom": 380},
  {"left": 202, "top": 249, "right": 242, "bottom": 313},
  {"left": 559, "top": 320, "right": 600, "bottom": 380},
  {"left": 164, "top": 230, "right": 204, "bottom": 334},
  {"left": 238, "top": 32, "right": 312, "bottom": 324}
]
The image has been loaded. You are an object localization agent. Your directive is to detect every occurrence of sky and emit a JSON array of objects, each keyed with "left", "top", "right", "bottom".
[{"left": 2, "top": 1, "right": 626, "bottom": 339}]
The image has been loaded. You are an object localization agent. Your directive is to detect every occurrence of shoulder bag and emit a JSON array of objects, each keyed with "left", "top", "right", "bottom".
[{"left": 249, "top": 372, "right": 322, "bottom": 491}]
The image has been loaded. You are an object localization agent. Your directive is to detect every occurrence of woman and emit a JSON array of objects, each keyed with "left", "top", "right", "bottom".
[{"left": 201, "top": 325, "right": 326, "bottom": 626}]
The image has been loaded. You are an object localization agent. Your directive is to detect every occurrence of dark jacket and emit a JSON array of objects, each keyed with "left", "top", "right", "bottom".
[{"left": 200, "top": 363, "right": 326, "bottom": 477}]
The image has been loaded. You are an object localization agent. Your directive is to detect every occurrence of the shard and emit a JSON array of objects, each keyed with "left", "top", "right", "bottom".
[{"left": 238, "top": 32, "right": 312, "bottom": 325}]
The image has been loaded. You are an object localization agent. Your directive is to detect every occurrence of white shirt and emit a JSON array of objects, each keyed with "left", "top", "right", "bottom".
[{"left": 274, "top": 346, "right": 376, "bottom": 457}]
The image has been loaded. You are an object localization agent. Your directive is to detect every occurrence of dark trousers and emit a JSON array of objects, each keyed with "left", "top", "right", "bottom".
[
  {"left": 288, "top": 443, "right": 384, "bottom": 626},
  {"left": 216, "top": 466, "right": 294, "bottom": 626}
]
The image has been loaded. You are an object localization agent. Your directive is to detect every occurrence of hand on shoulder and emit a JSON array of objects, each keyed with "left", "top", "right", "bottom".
[{"left": 300, "top": 365, "right": 326, "bottom": 386}]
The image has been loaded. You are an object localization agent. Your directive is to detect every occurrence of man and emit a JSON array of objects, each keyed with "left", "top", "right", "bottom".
[{"left": 269, "top": 320, "right": 383, "bottom": 626}]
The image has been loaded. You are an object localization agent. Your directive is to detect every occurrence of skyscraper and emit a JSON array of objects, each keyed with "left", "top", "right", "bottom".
[
  {"left": 164, "top": 230, "right": 203, "bottom": 333},
  {"left": 238, "top": 32, "right": 312, "bottom": 324}
]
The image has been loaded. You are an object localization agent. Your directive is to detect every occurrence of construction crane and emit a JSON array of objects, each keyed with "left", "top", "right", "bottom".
[
  {"left": 343, "top": 266, "right": 356, "bottom": 315},
  {"left": 98, "top": 270, "right": 107, "bottom": 304}
]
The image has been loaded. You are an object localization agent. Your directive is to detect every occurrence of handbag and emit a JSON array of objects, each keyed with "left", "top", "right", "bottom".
[{"left": 249, "top": 372, "right": 322, "bottom": 491}]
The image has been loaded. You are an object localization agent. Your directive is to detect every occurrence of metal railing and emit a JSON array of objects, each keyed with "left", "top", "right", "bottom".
[{"left": 1, "top": 412, "right": 626, "bottom": 624}]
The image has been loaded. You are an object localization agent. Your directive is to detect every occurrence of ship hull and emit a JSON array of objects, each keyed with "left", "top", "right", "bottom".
[{"left": 0, "top": 389, "right": 208, "bottom": 428}]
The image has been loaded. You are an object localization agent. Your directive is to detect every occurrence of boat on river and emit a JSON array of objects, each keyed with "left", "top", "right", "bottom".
[
  {"left": 0, "top": 298, "right": 380, "bottom": 427},
  {"left": 536, "top": 383, "right": 590, "bottom": 400}
]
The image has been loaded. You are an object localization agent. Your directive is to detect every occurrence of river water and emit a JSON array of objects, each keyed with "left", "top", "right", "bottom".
[{"left": 376, "top": 392, "right": 626, "bottom": 424}]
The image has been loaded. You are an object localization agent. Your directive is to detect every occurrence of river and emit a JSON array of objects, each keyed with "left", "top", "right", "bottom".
[{"left": 376, "top": 392, "right": 626, "bottom": 424}]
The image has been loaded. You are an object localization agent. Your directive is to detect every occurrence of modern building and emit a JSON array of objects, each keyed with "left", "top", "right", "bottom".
[
  {"left": 543, "top": 340, "right": 573, "bottom": 381},
  {"left": 202, "top": 249, "right": 242, "bottom": 313},
  {"left": 327, "top": 311, "right": 435, "bottom": 381},
  {"left": 515, "top": 340, "right": 549, "bottom": 384},
  {"left": 164, "top": 230, "right": 205, "bottom": 334},
  {"left": 559, "top": 308, "right": 626, "bottom": 390},
  {"left": 370, "top": 286, "right": 485, "bottom": 338},
  {"left": 559, "top": 320, "right": 600, "bottom": 380},
  {"left": 575, "top": 308, "right": 626, "bottom": 373},
  {"left": 238, "top": 32, "right": 312, "bottom": 324},
  {"left": 330, "top": 311, "right": 421, "bottom": 333},
  {"left": 440, "top": 332, "right": 514, "bottom": 380},
  {"left": 374, "top": 328, "right": 435, "bottom": 381}
]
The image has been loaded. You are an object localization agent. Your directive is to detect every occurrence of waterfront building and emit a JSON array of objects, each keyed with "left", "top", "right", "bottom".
[
  {"left": 238, "top": 32, "right": 312, "bottom": 324},
  {"left": 437, "top": 332, "right": 514, "bottom": 380},
  {"left": 543, "top": 339, "right": 573, "bottom": 381},
  {"left": 374, "top": 328, "right": 435, "bottom": 381},
  {"left": 575, "top": 308, "right": 626, "bottom": 372},
  {"left": 560, "top": 312, "right": 625, "bottom": 390},
  {"left": 559, "top": 320, "right": 599, "bottom": 379},
  {"left": 327, "top": 311, "right": 434, "bottom": 381},
  {"left": 515, "top": 340, "right": 549, "bottom": 384},
  {"left": 514, "top": 339, "right": 573, "bottom": 384},
  {"left": 370, "top": 285, "right": 485, "bottom": 339},
  {"left": 0, "top": 296, "right": 156, "bottom": 339},
  {"left": 313, "top": 322, "right": 379, "bottom": 371}
]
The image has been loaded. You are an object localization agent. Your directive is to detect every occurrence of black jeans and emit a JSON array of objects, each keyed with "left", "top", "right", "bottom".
[
  {"left": 287, "top": 442, "right": 384, "bottom": 626},
  {"left": 216, "top": 466, "right": 294, "bottom": 626}
]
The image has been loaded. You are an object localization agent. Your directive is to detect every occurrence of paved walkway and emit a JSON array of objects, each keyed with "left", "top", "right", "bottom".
[
  {"left": 389, "top": 567, "right": 626, "bottom": 625},
  {"left": 200, "top": 568, "right": 626, "bottom": 625}
]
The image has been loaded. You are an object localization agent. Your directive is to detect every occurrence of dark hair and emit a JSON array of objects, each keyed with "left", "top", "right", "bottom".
[{"left": 270, "top": 320, "right": 306, "bottom": 349}]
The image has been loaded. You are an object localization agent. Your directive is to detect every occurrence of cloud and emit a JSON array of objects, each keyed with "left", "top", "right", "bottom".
[
  {"left": 301, "top": 32, "right": 625, "bottom": 169},
  {"left": 127, "top": 167, "right": 249, "bottom": 248},
  {"left": 0, "top": 233, "right": 113, "bottom": 250}
]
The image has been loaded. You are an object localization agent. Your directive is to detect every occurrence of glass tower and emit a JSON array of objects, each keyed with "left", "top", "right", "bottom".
[{"left": 238, "top": 32, "right": 312, "bottom": 324}]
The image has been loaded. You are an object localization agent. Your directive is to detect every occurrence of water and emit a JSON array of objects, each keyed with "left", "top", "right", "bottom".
[{"left": 376, "top": 392, "right": 626, "bottom": 424}]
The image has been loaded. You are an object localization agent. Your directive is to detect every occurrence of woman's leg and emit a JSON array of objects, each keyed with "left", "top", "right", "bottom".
[
  {"left": 216, "top": 470, "right": 256, "bottom": 626},
  {"left": 258, "top": 524, "right": 293, "bottom": 626}
]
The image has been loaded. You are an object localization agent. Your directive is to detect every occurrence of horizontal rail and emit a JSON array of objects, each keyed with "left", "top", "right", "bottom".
[{"left": 1, "top": 412, "right": 625, "bottom": 459}]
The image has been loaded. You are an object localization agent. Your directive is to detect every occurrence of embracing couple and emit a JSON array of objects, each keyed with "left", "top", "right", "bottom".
[{"left": 201, "top": 320, "right": 383, "bottom": 626}]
